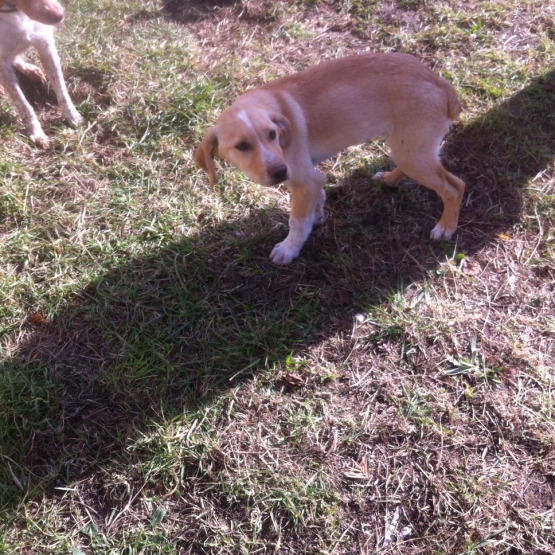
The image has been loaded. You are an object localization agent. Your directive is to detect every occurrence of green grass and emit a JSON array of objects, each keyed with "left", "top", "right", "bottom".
[{"left": 1, "top": 0, "right": 554, "bottom": 553}]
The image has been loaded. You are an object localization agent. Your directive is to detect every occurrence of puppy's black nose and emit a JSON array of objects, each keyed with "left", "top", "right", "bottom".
[{"left": 269, "top": 165, "right": 288, "bottom": 183}]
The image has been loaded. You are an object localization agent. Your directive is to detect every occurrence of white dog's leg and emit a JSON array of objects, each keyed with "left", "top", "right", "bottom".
[
  {"left": 270, "top": 171, "right": 326, "bottom": 265},
  {"left": 0, "top": 60, "right": 50, "bottom": 147},
  {"left": 13, "top": 56, "right": 47, "bottom": 84},
  {"left": 35, "top": 36, "right": 83, "bottom": 127}
]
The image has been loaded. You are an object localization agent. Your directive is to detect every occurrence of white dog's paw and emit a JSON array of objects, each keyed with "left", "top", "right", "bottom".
[
  {"left": 66, "top": 110, "right": 85, "bottom": 127},
  {"left": 270, "top": 241, "right": 300, "bottom": 265},
  {"left": 30, "top": 130, "right": 50, "bottom": 149},
  {"left": 430, "top": 223, "right": 454, "bottom": 241}
]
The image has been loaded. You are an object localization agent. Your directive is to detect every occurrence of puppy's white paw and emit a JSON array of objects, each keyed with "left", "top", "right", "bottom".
[
  {"left": 372, "top": 171, "right": 399, "bottom": 188},
  {"left": 313, "top": 189, "right": 326, "bottom": 225},
  {"left": 430, "top": 223, "right": 454, "bottom": 241},
  {"left": 270, "top": 241, "right": 300, "bottom": 265},
  {"left": 313, "top": 211, "right": 325, "bottom": 226}
]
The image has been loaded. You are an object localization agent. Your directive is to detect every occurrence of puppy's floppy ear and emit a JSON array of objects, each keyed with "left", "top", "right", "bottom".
[
  {"left": 270, "top": 113, "right": 292, "bottom": 149},
  {"left": 194, "top": 128, "right": 219, "bottom": 188}
]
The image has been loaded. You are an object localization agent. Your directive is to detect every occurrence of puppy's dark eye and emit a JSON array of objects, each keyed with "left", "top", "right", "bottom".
[
  {"left": 269, "top": 130, "right": 277, "bottom": 140},
  {"left": 236, "top": 142, "right": 251, "bottom": 151}
]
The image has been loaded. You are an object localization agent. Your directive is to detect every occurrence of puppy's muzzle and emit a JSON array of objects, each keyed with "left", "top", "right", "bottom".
[{"left": 268, "top": 164, "right": 289, "bottom": 185}]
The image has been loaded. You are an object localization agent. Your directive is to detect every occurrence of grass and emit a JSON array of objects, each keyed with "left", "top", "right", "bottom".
[{"left": 1, "top": 0, "right": 554, "bottom": 553}]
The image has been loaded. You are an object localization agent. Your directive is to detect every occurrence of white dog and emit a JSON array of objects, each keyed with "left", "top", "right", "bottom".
[
  {"left": 0, "top": 0, "right": 83, "bottom": 147},
  {"left": 195, "top": 53, "right": 465, "bottom": 265}
]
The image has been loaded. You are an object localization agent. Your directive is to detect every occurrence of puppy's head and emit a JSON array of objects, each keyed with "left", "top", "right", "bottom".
[
  {"left": 195, "top": 105, "right": 291, "bottom": 188},
  {"left": 15, "top": 0, "right": 65, "bottom": 25}
]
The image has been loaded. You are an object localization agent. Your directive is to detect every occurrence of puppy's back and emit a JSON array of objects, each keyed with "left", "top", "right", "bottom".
[
  {"left": 256, "top": 53, "right": 460, "bottom": 158},
  {"left": 263, "top": 53, "right": 460, "bottom": 122}
]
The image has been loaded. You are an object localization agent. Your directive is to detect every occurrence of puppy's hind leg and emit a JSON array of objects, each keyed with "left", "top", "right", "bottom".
[
  {"left": 397, "top": 156, "right": 465, "bottom": 240},
  {"left": 390, "top": 129, "right": 465, "bottom": 240},
  {"left": 270, "top": 169, "right": 326, "bottom": 265},
  {"left": 428, "top": 167, "right": 465, "bottom": 240},
  {"left": 372, "top": 166, "right": 406, "bottom": 187}
]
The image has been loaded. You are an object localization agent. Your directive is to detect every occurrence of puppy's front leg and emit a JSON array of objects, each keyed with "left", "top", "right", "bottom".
[{"left": 270, "top": 172, "right": 326, "bottom": 265}]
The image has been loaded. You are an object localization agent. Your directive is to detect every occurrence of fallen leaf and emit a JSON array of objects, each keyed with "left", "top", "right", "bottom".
[{"left": 29, "top": 312, "right": 47, "bottom": 325}]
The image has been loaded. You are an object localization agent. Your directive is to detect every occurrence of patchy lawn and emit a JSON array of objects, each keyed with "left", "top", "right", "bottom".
[{"left": 1, "top": 0, "right": 554, "bottom": 553}]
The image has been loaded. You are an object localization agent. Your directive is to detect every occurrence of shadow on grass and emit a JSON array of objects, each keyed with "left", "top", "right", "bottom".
[
  {"left": 0, "top": 191, "right": 438, "bottom": 510},
  {"left": 160, "top": 0, "right": 240, "bottom": 23},
  {"left": 1, "top": 69, "right": 554, "bottom": 516},
  {"left": 444, "top": 68, "right": 555, "bottom": 251}
]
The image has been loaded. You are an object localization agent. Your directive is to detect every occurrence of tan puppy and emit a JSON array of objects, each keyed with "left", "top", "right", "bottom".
[{"left": 195, "top": 53, "right": 465, "bottom": 265}]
